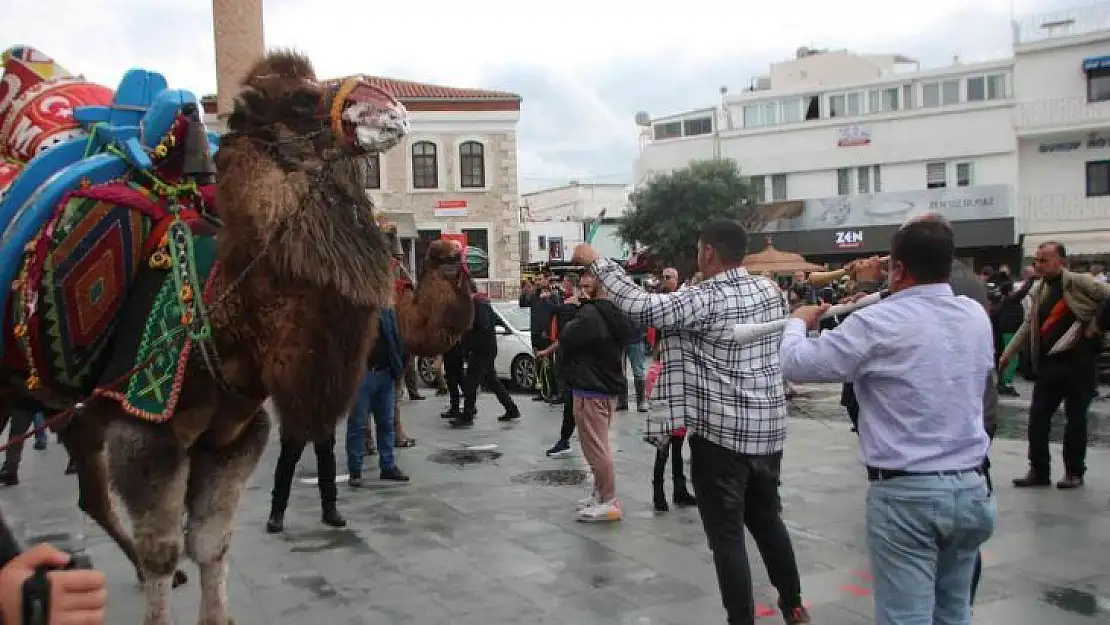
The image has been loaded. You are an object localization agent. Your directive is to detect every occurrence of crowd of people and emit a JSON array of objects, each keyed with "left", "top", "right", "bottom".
[{"left": 2, "top": 215, "right": 1109, "bottom": 625}]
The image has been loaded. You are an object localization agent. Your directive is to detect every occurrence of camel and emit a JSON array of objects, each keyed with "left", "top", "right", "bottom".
[{"left": 0, "top": 50, "right": 474, "bottom": 625}]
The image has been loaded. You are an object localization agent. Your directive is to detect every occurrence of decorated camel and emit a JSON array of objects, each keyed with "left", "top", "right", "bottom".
[{"left": 0, "top": 48, "right": 474, "bottom": 625}]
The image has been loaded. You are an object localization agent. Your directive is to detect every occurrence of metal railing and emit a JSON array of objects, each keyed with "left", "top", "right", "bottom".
[
  {"left": 1013, "top": 2, "right": 1110, "bottom": 44},
  {"left": 1015, "top": 96, "right": 1110, "bottom": 131}
]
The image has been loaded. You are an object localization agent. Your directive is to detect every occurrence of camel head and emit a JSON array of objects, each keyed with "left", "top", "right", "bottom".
[
  {"left": 397, "top": 239, "right": 476, "bottom": 356},
  {"left": 227, "top": 50, "right": 409, "bottom": 160},
  {"left": 420, "top": 239, "right": 474, "bottom": 291}
]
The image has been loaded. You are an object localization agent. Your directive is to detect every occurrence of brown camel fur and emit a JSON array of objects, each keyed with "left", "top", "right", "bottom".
[
  {"left": 397, "top": 239, "right": 476, "bottom": 357},
  {"left": 0, "top": 50, "right": 469, "bottom": 625}
]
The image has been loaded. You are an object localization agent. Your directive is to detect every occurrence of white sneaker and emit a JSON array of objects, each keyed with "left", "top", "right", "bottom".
[
  {"left": 577, "top": 499, "right": 622, "bottom": 523},
  {"left": 576, "top": 492, "right": 598, "bottom": 510}
]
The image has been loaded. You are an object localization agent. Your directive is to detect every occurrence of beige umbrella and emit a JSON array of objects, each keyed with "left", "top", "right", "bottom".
[{"left": 742, "top": 237, "right": 825, "bottom": 274}]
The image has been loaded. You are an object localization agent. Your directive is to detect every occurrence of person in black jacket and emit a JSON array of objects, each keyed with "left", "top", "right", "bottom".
[
  {"left": 451, "top": 289, "right": 521, "bottom": 427},
  {"left": 520, "top": 275, "right": 562, "bottom": 401},
  {"left": 992, "top": 280, "right": 1025, "bottom": 396},
  {"left": 558, "top": 269, "right": 634, "bottom": 522},
  {"left": 541, "top": 289, "right": 586, "bottom": 457}
]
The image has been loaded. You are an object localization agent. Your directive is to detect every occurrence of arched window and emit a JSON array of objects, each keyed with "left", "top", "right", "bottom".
[
  {"left": 411, "top": 141, "right": 438, "bottom": 189},
  {"left": 459, "top": 141, "right": 485, "bottom": 188}
]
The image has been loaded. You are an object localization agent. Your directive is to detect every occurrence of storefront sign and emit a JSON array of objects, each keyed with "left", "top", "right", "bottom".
[
  {"left": 836, "top": 125, "right": 871, "bottom": 147},
  {"left": 434, "top": 199, "right": 468, "bottom": 218},
  {"left": 834, "top": 230, "right": 863, "bottom": 249},
  {"left": 1038, "top": 141, "right": 1082, "bottom": 153},
  {"left": 763, "top": 184, "right": 1011, "bottom": 232}
]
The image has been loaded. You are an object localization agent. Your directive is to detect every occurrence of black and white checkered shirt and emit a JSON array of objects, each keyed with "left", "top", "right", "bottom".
[{"left": 591, "top": 258, "right": 788, "bottom": 455}]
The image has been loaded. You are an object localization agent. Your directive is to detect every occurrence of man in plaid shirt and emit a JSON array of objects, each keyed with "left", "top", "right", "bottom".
[{"left": 572, "top": 218, "right": 810, "bottom": 625}]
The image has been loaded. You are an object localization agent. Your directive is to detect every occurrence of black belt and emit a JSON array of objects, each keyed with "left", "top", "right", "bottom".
[{"left": 866, "top": 466, "right": 983, "bottom": 482}]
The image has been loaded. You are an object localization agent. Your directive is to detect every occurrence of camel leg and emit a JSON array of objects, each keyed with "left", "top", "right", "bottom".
[
  {"left": 185, "top": 409, "right": 270, "bottom": 625},
  {"left": 108, "top": 420, "right": 190, "bottom": 625}
]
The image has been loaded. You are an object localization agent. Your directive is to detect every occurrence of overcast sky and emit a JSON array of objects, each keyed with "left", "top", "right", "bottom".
[{"left": 0, "top": 0, "right": 1094, "bottom": 191}]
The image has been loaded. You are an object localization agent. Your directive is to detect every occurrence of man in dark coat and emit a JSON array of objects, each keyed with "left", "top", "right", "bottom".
[{"left": 451, "top": 289, "right": 521, "bottom": 427}]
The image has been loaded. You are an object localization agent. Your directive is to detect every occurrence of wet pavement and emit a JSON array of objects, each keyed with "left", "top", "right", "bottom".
[{"left": 2, "top": 384, "right": 1109, "bottom": 624}]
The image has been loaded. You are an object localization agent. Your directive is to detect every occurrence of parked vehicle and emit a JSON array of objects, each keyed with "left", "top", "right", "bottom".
[{"left": 417, "top": 302, "right": 536, "bottom": 390}]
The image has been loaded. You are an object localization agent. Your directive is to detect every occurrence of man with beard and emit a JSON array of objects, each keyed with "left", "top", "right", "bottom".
[{"left": 572, "top": 219, "right": 810, "bottom": 625}]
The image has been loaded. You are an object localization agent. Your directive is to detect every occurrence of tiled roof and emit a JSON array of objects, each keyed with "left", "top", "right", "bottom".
[{"left": 323, "top": 75, "right": 520, "bottom": 101}]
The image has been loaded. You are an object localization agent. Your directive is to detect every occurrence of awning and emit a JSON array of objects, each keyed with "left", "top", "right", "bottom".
[
  {"left": 379, "top": 211, "right": 416, "bottom": 238},
  {"left": 1022, "top": 232, "right": 1110, "bottom": 256},
  {"left": 753, "top": 200, "right": 805, "bottom": 221},
  {"left": 1083, "top": 56, "right": 1110, "bottom": 71}
]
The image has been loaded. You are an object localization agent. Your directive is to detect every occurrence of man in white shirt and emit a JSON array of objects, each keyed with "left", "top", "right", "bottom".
[{"left": 779, "top": 218, "right": 996, "bottom": 625}]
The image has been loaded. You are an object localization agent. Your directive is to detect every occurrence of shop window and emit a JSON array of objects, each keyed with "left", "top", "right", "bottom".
[{"left": 1086, "top": 160, "right": 1110, "bottom": 196}]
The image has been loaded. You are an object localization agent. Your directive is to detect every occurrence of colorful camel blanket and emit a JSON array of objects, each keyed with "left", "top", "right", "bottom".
[{"left": 95, "top": 232, "right": 218, "bottom": 422}]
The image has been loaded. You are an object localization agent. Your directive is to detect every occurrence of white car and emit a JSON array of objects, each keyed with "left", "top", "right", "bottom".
[{"left": 416, "top": 301, "right": 537, "bottom": 390}]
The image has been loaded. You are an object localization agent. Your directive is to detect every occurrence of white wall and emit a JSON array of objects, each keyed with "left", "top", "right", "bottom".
[
  {"left": 633, "top": 135, "right": 715, "bottom": 186},
  {"left": 522, "top": 220, "right": 583, "bottom": 263},
  {"left": 1018, "top": 138, "right": 1110, "bottom": 234},
  {"left": 522, "top": 183, "right": 630, "bottom": 220}
]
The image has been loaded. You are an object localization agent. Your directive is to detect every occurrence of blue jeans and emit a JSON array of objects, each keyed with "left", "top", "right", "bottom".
[
  {"left": 32, "top": 412, "right": 47, "bottom": 446},
  {"left": 866, "top": 471, "right": 996, "bottom": 625},
  {"left": 346, "top": 370, "right": 397, "bottom": 476},
  {"left": 626, "top": 342, "right": 647, "bottom": 381}
]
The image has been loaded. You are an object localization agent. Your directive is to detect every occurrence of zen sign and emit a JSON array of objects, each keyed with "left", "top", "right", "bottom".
[{"left": 835, "top": 230, "right": 863, "bottom": 249}]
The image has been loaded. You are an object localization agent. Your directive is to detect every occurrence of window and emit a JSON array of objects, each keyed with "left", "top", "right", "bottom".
[
  {"left": 803, "top": 96, "right": 820, "bottom": 121},
  {"left": 941, "top": 80, "right": 959, "bottom": 105},
  {"left": 967, "top": 77, "right": 985, "bottom": 102},
  {"left": 653, "top": 122, "right": 682, "bottom": 139},
  {"left": 1086, "top": 161, "right": 1110, "bottom": 196},
  {"left": 867, "top": 89, "right": 881, "bottom": 114},
  {"left": 742, "top": 105, "right": 761, "bottom": 128},
  {"left": 462, "top": 228, "right": 490, "bottom": 279},
  {"left": 411, "top": 141, "right": 439, "bottom": 189},
  {"left": 771, "top": 174, "right": 788, "bottom": 200},
  {"left": 1088, "top": 69, "right": 1110, "bottom": 102},
  {"left": 922, "top": 82, "right": 940, "bottom": 108},
  {"left": 782, "top": 98, "right": 802, "bottom": 123},
  {"left": 902, "top": 84, "right": 915, "bottom": 110},
  {"left": 857, "top": 166, "right": 871, "bottom": 193},
  {"left": 749, "top": 176, "right": 767, "bottom": 202},
  {"left": 986, "top": 74, "right": 1006, "bottom": 100},
  {"left": 882, "top": 87, "right": 900, "bottom": 112},
  {"left": 459, "top": 141, "right": 485, "bottom": 188},
  {"left": 847, "top": 92, "right": 862, "bottom": 116},
  {"left": 363, "top": 154, "right": 381, "bottom": 189},
  {"left": 926, "top": 162, "right": 947, "bottom": 189},
  {"left": 683, "top": 117, "right": 713, "bottom": 136},
  {"left": 538, "top": 235, "right": 547, "bottom": 250},
  {"left": 829, "top": 95, "right": 846, "bottom": 118},
  {"left": 873, "top": 165, "right": 882, "bottom": 192},
  {"left": 837, "top": 168, "right": 852, "bottom": 195},
  {"left": 956, "top": 162, "right": 973, "bottom": 187},
  {"left": 763, "top": 101, "right": 780, "bottom": 125}
]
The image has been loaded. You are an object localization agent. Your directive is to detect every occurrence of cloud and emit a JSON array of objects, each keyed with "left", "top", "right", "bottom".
[{"left": 0, "top": 0, "right": 1093, "bottom": 193}]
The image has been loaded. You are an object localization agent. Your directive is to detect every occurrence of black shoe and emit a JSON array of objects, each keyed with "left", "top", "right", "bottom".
[
  {"left": 265, "top": 512, "right": 284, "bottom": 534},
  {"left": 498, "top": 410, "right": 521, "bottom": 422},
  {"left": 64, "top": 458, "right": 77, "bottom": 475},
  {"left": 780, "top": 602, "right": 812, "bottom": 624},
  {"left": 0, "top": 469, "right": 18, "bottom": 486},
  {"left": 998, "top": 384, "right": 1019, "bottom": 397},
  {"left": 548, "top": 397, "right": 565, "bottom": 405},
  {"left": 409, "top": 392, "right": 425, "bottom": 400},
  {"left": 653, "top": 484, "right": 669, "bottom": 512},
  {"left": 673, "top": 488, "right": 697, "bottom": 507},
  {"left": 436, "top": 388, "right": 449, "bottom": 396},
  {"left": 1057, "top": 475, "right": 1084, "bottom": 489},
  {"left": 1013, "top": 471, "right": 1051, "bottom": 488},
  {"left": 449, "top": 416, "right": 475, "bottom": 428},
  {"left": 349, "top": 473, "right": 365, "bottom": 488},
  {"left": 545, "top": 440, "right": 572, "bottom": 458},
  {"left": 322, "top": 508, "right": 346, "bottom": 528},
  {"left": 441, "top": 408, "right": 461, "bottom": 420},
  {"left": 33, "top": 439, "right": 47, "bottom": 451},
  {"left": 380, "top": 467, "right": 410, "bottom": 482},
  {"left": 532, "top": 395, "right": 548, "bottom": 402}
]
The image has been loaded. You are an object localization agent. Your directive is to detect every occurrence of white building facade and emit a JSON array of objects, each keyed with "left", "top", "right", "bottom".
[
  {"left": 633, "top": 4, "right": 1110, "bottom": 265},
  {"left": 520, "top": 182, "right": 632, "bottom": 263}
]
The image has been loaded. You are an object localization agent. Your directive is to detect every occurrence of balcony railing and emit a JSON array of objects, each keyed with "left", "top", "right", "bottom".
[
  {"left": 1013, "top": 2, "right": 1110, "bottom": 44},
  {"left": 1019, "top": 194, "right": 1110, "bottom": 223},
  {"left": 1015, "top": 96, "right": 1110, "bottom": 132}
]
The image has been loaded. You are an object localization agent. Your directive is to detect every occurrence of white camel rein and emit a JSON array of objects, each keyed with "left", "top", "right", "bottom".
[{"left": 732, "top": 290, "right": 889, "bottom": 344}]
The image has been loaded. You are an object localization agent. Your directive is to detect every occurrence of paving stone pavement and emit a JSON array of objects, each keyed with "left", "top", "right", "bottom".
[{"left": 2, "top": 389, "right": 1109, "bottom": 624}]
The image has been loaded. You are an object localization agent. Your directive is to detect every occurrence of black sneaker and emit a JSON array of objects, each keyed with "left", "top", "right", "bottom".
[
  {"left": 380, "top": 467, "right": 410, "bottom": 482},
  {"left": 531, "top": 395, "right": 548, "bottom": 402},
  {"left": 498, "top": 410, "right": 521, "bottom": 422},
  {"left": 33, "top": 439, "right": 47, "bottom": 451},
  {"left": 0, "top": 469, "right": 18, "bottom": 486},
  {"left": 265, "top": 512, "right": 284, "bottom": 534},
  {"left": 441, "top": 408, "right": 461, "bottom": 420},
  {"left": 545, "top": 440, "right": 572, "bottom": 458},
  {"left": 321, "top": 508, "right": 347, "bottom": 528},
  {"left": 349, "top": 473, "right": 365, "bottom": 488}
]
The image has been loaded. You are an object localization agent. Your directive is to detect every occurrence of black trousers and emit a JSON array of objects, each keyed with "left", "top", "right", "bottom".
[
  {"left": 1027, "top": 359, "right": 1096, "bottom": 478},
  {"left": 689, "top": 436, "right": 803, "bottom": 624},
  {"left": 444, "top": 345, "right": 465, "bottom": 411},
  {"left": 0, "top": 409, "right": 33, "bottom": 473},
  {"left": 462, "top": 352, "right": 517, "bottom": 415},
  {"left": 557, "top": 387, "right": 575, "bottom": 442},
  {"left": 270, "top": 435, "right": 338, "bottom": 514},
  {"left": 653, "top": 434, "right": 688, "bottom": 488}
]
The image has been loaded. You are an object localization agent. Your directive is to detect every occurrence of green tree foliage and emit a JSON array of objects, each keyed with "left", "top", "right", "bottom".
[{"left": 618, "top": 159, "right": 767, "bottom": 274}]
